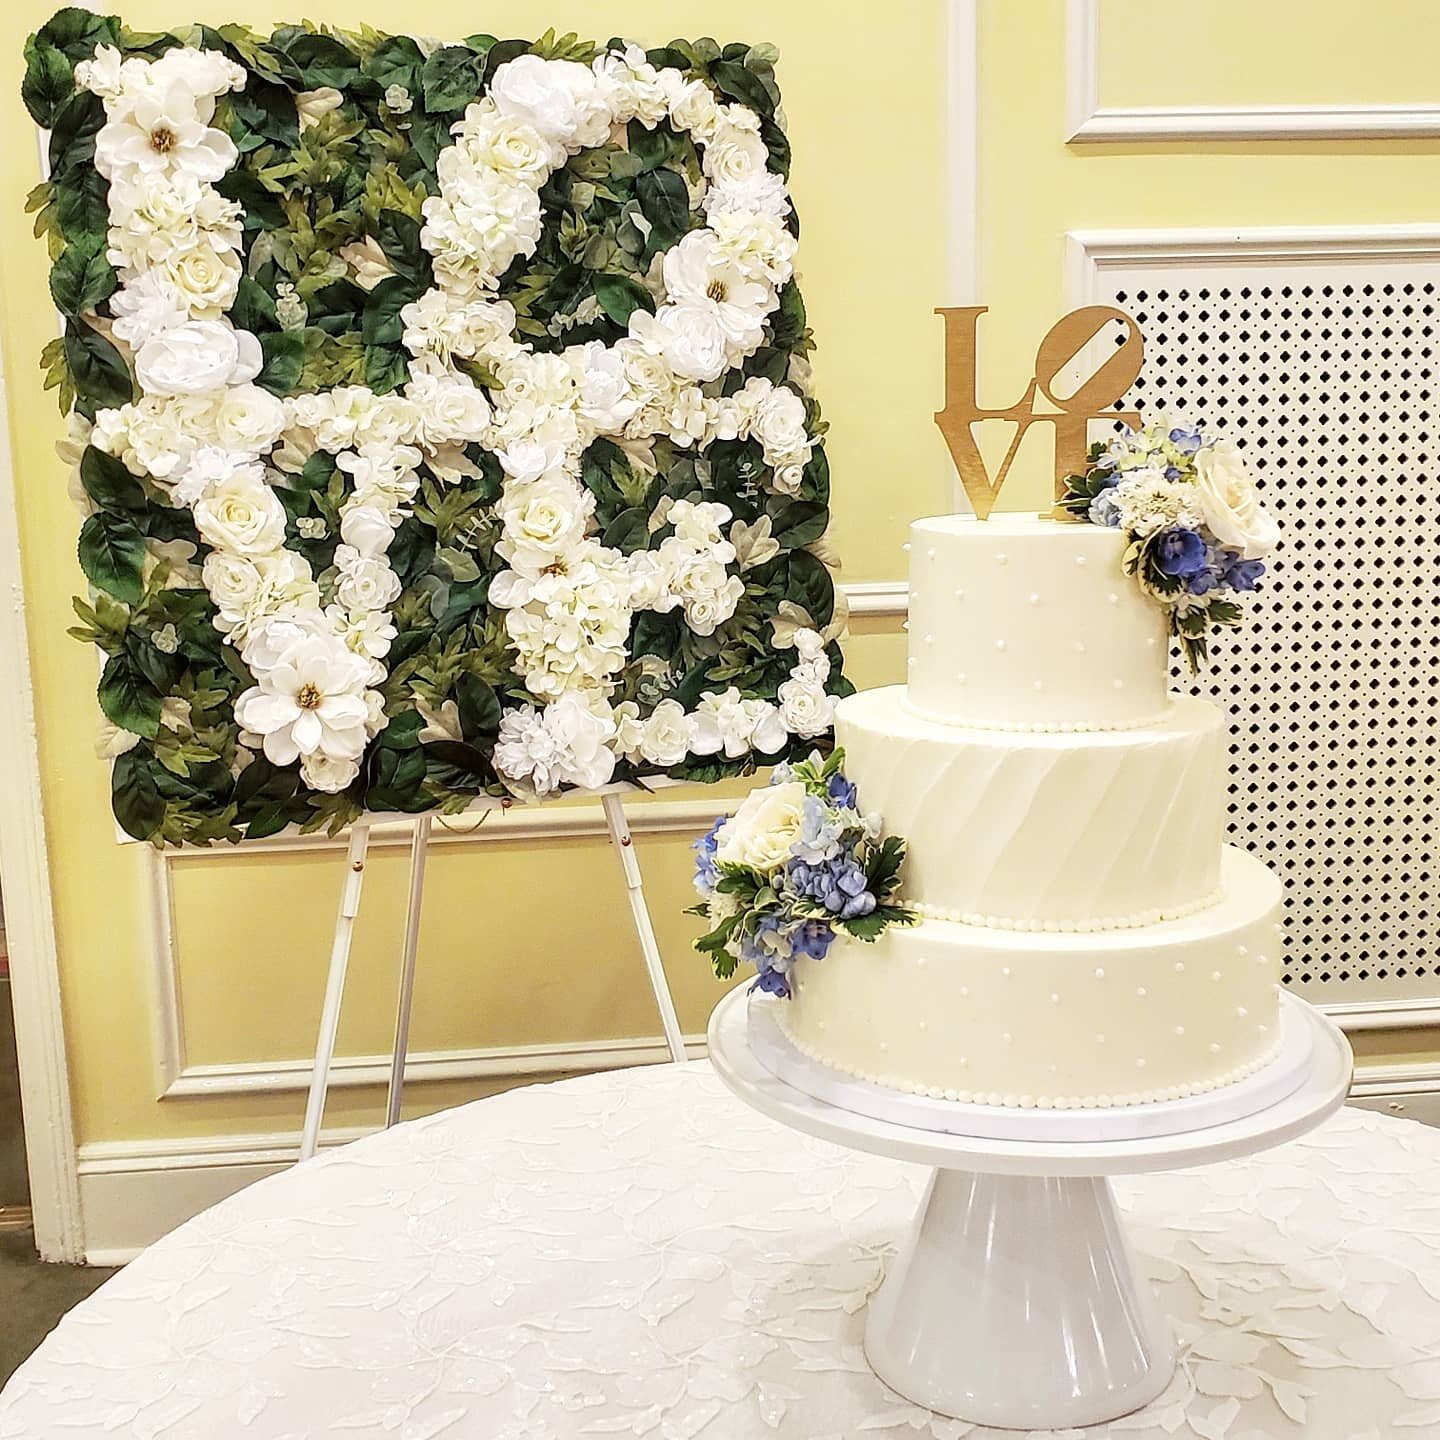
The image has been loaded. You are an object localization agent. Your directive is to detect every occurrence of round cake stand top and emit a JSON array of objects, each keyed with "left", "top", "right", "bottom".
[{"left": 706, "top": 986, "right": 1353, "bottom": 1176}]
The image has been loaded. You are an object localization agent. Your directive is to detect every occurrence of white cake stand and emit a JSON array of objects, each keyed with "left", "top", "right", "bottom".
[{"left": 707, "top": 986, "right": 1353, "bottom": 1432}]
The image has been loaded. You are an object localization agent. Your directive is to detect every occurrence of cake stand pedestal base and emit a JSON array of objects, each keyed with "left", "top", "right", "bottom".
[
  {"left": 866, "top": 1169, "right": 1173, "bottom": 1429},
  {"left": 707, "top": 986, "right": 1352, "bottom": 1432}
]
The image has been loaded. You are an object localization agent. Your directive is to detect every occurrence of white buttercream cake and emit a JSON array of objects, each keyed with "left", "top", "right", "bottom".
[{"left": 778, "top": 513, "right": 1283, "bottom": 1108}]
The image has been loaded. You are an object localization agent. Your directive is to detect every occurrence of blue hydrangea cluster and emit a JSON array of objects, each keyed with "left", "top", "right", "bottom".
[
  {"left": 689, "top": 750, "right": 912, "bottom": 1000},
  {"left": 1065, "top": 415, "right": 1279, "bottom": 670}
]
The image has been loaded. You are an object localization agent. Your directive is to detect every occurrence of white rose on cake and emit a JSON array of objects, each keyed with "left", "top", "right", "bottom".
[
  {"left": 1192, "top": 439, "right": 1278, "bottom": 559},
  {"left": 714, "top": 780, "right": 806, "bottom": 874}
]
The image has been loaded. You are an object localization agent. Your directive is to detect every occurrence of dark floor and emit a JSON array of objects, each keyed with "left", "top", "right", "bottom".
[
  {"left": 0, "top": 971, "right": 119, "bottom": 1384},
  {"left": 0, "top": 1230, "right": 116, "bottom": 1383}
]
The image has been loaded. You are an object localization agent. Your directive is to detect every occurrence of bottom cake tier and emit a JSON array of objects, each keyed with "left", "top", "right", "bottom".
[{"left": 777, "top": 846, "right": 1283, "bottom": 1109}]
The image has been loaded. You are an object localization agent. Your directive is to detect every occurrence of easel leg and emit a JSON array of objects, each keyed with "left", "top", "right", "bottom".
[
  {"left": 601, "top": 793, "right": 687, "bottom": 1064},
  {"left": 385, "top": 815, "right": 431, "bottom": 1129},
  {"left": 300, "top": 821, "right": 371, "bottom": 1162}
]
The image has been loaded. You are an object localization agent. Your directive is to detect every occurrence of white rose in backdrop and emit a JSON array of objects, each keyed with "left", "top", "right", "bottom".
[
  {"left": 747, "top": 382, "right": 810, "bottom": 462},
  {"left": 630, "top": 303, "right": 728, "bottom": 383},
  {"left": 488, "top": 54, "right": 600, "bottom": 147},
  {"left": 496, "top": 474, "right": 592, "bottom": 573},
  {"left": 192, "top": 465, "right": 287, "bottom": 557},
  {"left": 662, "top": 74, "right": 720, "bottom": 139},
  {"left": 638, "top": 698, "right": 693, "bottom": 766},
  {"left": 339, "top": 505, "right": 396, "bottom": 557},
  {"left": 203, "top": 550, "right": 313, "bottom": 633},
  {"left": 714, "top": 780, "right": 806, "bottom": 873},
  {"left": 239, "top": 611, "right": 329, "bottom": 672},
  {"left": 1193, "top": 440, "right": 1278, "bottom": 560},
  {"left": 299, "top": 752, "right": 361, "bottom": 793},
  {"left": 155, "top": 233, "right": 242, "bottom": 316},
  {"left": 170, "top": 445, "right": 260, "bottom": 507},
  {"left": 212, "top": 384, "right": 287, "bottom": 453},
  {"left": 135, "top": 320, "right": 259, "bottom": 396},
  {"left": 333, "top": 548, "right": 402, "bottom": 612},
  {"left": 703, "top": 126, "right": 768, "bottom": 186},
  {"left": 777, "top": 675, "right": 835, "bottom": 738},
  {"left": 465, "top": 110, "right": 551, "bottom": 181}
]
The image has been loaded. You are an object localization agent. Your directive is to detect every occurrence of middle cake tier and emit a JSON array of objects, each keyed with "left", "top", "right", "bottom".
[{"left": 838, "top": 686, "right": 1225, "bottom": 930}]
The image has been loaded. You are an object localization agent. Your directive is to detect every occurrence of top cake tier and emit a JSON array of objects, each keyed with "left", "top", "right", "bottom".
[{"left": 906, "top": 514, "right": 1170, "bottom": 731}]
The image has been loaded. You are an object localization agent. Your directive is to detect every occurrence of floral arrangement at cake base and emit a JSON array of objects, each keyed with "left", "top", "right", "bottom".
[
  {"left": 23, "top": 8, "right": 848, "bottom": 844},
  {"left": 1059, "top": 417, "right": 1278, "bottom": 670},
  {"left": 689, "top": 748, "right": 915, "bottom": 998}
]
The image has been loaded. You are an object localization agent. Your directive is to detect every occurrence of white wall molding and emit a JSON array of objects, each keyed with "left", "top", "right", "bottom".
[
  {"left": 1067, "top": 224, "right": 1440, "bottom": 297},
  {"left": 1065, "top": 0, "right": 1440, "bottom": 144},
  {"left": 844, "top": 579, "right": 909, "bottom": 618},
  {"left": 148, "top": 794, "right": 723, "bottom": 1100},
  {"left": 945, "top": 0, "right": 979, "bottom": 303},
  {"left": 0, "top": 142, "right": 84, "bottom": 1261},
  {"left": 1347, "top": 1061, "right": 1440, "bottom": 1129}
]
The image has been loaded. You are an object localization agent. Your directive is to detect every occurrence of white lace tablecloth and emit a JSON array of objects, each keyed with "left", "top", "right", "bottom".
[{"left": 2, "top": 1064, "right": 1437, "bottom": 1440}]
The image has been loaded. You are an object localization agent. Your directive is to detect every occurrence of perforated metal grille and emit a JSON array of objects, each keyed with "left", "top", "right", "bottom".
[{"left": 1093, "top": 257, "right": 1440, "bottom": 1010}]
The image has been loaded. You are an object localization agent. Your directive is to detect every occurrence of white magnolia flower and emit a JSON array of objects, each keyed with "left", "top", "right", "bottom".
[
  {"left": 714, "top": 781, "right": 806, "bottom": 874},
  {"left": 295, "top": 87, "right": 344, "bottom": 130},
  {"left": 629, "top": 302, "right": 729, "bottom": 383},
  {"left": 493, "top": 692, "right": 618, "bottom": 796},
  {"left": 1193, "top": 440, "right": 1278, "bottom": 559},
  {"left": 192, "top": 465, "right": 288, "bottom": 558},
  {"left": 135, "top": 319, "right": 260, "bottom": 397},
  {"left": 109, "top": 271, "right": 189, "bottom": 350},
  {"left": 662, "top": 231, "right": 772, "bottom": 351},
  {"left": 234, "top": 633, "right": 373, "bottom": 765},
  {"left": 94, "top": 79, "right": 238, "bottom": 184}
]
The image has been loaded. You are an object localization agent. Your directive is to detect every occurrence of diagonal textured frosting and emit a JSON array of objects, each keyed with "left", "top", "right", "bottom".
[
  {"left": 905, "top": 514, "right": 1171, "bottom": 731},
  {"left": 839, "top": 688, "right": 1224, "bottom": 929}
]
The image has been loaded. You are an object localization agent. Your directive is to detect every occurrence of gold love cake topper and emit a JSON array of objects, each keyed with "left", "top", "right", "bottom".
[{"left": 934, "top": 305, "right": 1144, "bottom": 519}]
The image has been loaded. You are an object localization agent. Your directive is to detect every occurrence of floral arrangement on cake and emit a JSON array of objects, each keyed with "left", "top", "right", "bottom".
[
  {"left": 23, "top": 8, "right": 848, "bottom": 844},
  {"left": 689, "top": 748, "right": 915, "bottom": 998},
  {"left": 1059, "top": 417, "right": 1278, "bottom": 671}
]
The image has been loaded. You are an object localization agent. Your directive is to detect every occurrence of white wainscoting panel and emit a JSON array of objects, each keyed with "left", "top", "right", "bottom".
[
  {"left": 1070, "top": 226, "right": 1440, "bottom": 1032},
  {"left": 1065, "top": 0, "right": 1440, "bottom": 143}
]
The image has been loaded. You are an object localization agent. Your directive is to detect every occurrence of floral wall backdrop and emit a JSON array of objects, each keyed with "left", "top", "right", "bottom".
[{"left": 24, "top": 9, "right": 850, "bottom": 845}]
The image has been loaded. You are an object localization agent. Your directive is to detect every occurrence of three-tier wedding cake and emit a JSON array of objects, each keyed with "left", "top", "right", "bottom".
[{"left": 778, "top": 513, "right": 1283, "bottom": 1109}]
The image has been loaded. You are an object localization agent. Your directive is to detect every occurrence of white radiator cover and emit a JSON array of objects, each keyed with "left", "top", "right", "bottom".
[{"left": 1071, "top": 229, "right": 1440, "bottom": 1027}]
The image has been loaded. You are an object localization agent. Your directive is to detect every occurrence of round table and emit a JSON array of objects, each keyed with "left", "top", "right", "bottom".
[{"left": 1, "top": 1065, "right": 1436, "bottom": 1440}]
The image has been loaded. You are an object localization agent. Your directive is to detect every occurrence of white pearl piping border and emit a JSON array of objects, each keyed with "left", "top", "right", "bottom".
[
  {"left": 774, "top": 1016, "right": 1285, "bottom": 1111},
  {"left": 908, "top": 885, "right": 1228, "bottom": 934},
  {"left": 900, "top": 695, "right": 1176, "bottom": 736}
]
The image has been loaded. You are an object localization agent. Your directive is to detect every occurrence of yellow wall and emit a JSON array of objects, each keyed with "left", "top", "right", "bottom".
[
  {"left": 0, "top": 0, "right": 944, "bottom": 1149},
  {"left": 3, "top": 0, "right": 1435, "bottom": 1159}
]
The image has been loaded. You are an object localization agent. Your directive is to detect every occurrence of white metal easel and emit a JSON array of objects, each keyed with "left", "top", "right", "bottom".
[{"left": 298, "top": 784, "right": 692, "bottom": 1161}]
